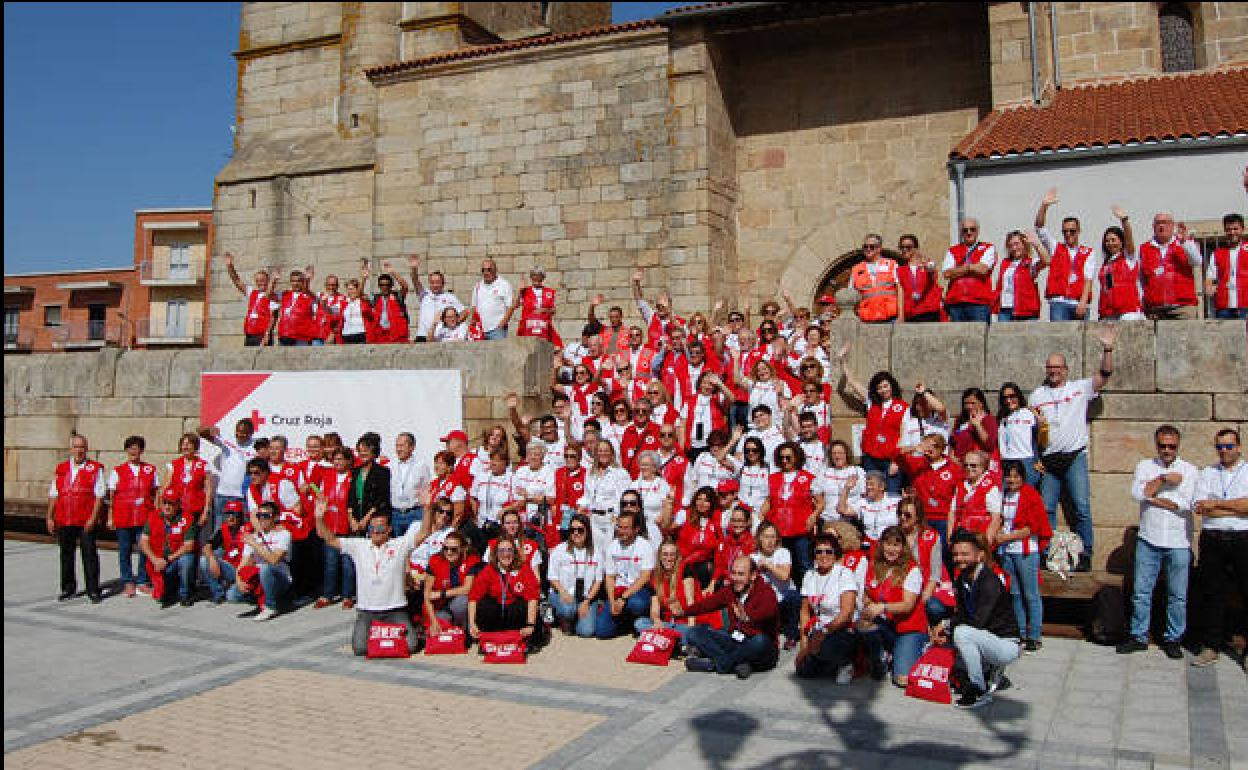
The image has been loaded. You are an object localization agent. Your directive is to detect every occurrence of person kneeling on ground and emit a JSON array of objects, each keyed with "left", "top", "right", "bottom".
[
  {"left": 468, "top": 539, "right": 545, "bottom": 654},
  {"left": 424, "top": 530, "right": 481, "bottom": 635},
  {"left": 200, "top": 500, "right": 248, "bottom": 604},
  {"left": 932, "top": 529, "right": 1020, "bottom": 709},
  {"left": 140, "top": 489, "right": 200, "bottom": 608},
  {"left": 314, "top": 497, "right": 419, "bottom": 653},
  {"left": 683, "top": 555, "right": 780, "bottom": 679}
]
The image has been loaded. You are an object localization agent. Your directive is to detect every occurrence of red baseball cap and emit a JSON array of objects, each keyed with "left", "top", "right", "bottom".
[
  {"left": 717, "top": 479, "right": 740, "bottom": 494},
  {"left": 223, "top": 499, "right": 245, "bottom": 514},
  {"left": 817, "top": 294, "right": 836, "bottom": 305},
  {"left": 161, "top": 488, "right": 181, "bottom": 504},
  {"left": 440, "top": 430, "right": 469, "bottom": 443}
]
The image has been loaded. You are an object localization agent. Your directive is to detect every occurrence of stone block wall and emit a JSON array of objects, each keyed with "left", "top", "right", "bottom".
[
  {"left": 3, "top": 338, "right": 552, "bottom": 502},
  {"left": 1200, "top": 2, "right": 1248, "bottom": 67}
]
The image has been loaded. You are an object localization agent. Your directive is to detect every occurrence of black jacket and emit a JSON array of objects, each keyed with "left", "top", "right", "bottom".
[
  {"left": 952, "top": 563, "right": 1019, "bottom": 639},
  {"left": 349, "top": 463, "right": 392, "bottom": 523}
]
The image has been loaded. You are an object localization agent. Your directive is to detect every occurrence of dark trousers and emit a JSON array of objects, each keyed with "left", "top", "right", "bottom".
[
  {"left": 476, "top": 596, "right": 529, "bottom": 632},
  {"left": 783, "top": 535, "right": 813, "bottom": 592},
  {"left": 796, "top": 628, "right": 857, "bottom": 678},
  {"left": 687, "top": 625, "right": 778, "bottom": 673},
  {"left": 291, "top": 534, "right": 322, "bottom": 598},
  {"left": 341, "top": 332, "right": 367, "bottom": 344},
  {"left": 906, "top": 311, "right": 942, "bottom": 323},
  {"left": 244, "top": 334, "right": 265, "bottom": 347},
  {"left": 1198, "top": 529, "right": 1248, "bottom": 650},
  {"left": 57, "top": 526, "right": 100, "bottom": 596}
]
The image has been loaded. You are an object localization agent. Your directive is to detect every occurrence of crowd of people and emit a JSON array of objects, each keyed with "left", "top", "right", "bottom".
[
  {"left": 222, "top": 196, "right": 1247, "bottom": 350},
  {"left": 46, "top": 196, "right": 1247, "bottom": 709}
]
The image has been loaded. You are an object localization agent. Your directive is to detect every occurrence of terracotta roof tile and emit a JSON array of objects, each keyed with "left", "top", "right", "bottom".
[
  {"left": 365, "top": 20, "right": 661, "bottom": 79},
  {"left": 952, "top": 67, "right": 1248, "bottom": 160}
]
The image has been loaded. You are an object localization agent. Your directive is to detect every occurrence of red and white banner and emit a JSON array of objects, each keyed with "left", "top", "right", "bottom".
[{"left": 200, "top": 370, "right": 463, "bottom": 463}]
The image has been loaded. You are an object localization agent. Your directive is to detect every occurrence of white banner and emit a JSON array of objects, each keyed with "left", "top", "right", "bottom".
[{"left": 200, "top": 369, "right": 463, "bottom": 463}]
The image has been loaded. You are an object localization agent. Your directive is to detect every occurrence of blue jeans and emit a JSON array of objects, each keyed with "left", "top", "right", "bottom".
[
  {"left": 163, "top": 553, "right": 197, "bottom": 600},
  {"left": 1129, "top": 538, "right": 1190, "bottom": 643},
  {"left": 996, "top": 309, "right": 1023, "bottom": 322},
  {"left": 1039, "top": 449, "right": 1093, "bottom": 553},
  {"left": 778, "top": 588, "right": 802, "bottom": 640},
  {"left": 953, "top": 625, "right": 1020, "bottom": 690},
  {"left": 1049, "top": 302, "right": 1080, "bottom": 321},
  {"left": 228, "top": 564, "right": 291, "bottom": 611},
  {"left": 549, "top": 589, "right": 600, "bottom": 637},
  {"left": 484, "top": 328, "right": 507, "bottom": 340},
  {"left": 594, "top": 586, "right": 654, "bottom": 639},
  {"left": 634, "top": 616, "right": 693, "bottom": 644},
  {"left": 946, "top": 303, "right": 990, "bottom": 323},
  {"left": 323, "top": 546, "right": 357, "bottom": 600},
  {"left": 198, "top": 552, "right": 237, "bottom": 601},
  {"left": 1215, "top": 308, "right": 1248, "bottom": 320},
  {"left": 782, "top": 536, "right": 814, "bottom": 593},
  {"left": 686, "top": 626, "right": 778, "bottom": 674},
  {"left": 860, "top": 623, "right": 928, "bottom": 680},
  {"left": 861, "top": 453, "right": 902, "bottom": 496},
  {"left": 925, "top": 596, "right": 951, "bottom": 626},
  {"left": 1001, "top": 551, "right": 1043, "bottom": 641},
  {"left": 116, "top": 526, "right": 149, "bottom": 586},
  {"left": 391, "top": 507, "right": 424, "bottom": 537}
]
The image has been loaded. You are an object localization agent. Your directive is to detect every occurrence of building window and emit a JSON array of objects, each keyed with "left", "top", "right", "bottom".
[
  {"left": 166, "top": 299, "right": 188, "bottom": 338},
  {"left": 169, "top": 243, "right": 191, "bottom": 280},
  {"left": 87, "top": 303, "right": 107, "bottom": 340},
  {"left": 43, "top": 305, "right": 62, "bottom": 327},
  {"left": 1159, "top": 3, "right": 1196, "bottom": 73},
  {"left": 4, "top": 307, "right": 18, "bottom": 344}
]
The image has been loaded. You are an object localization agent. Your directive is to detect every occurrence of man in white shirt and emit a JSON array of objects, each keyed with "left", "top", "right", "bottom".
[
  {"left": 315, "top": 499, "right": 419, "bottom": 655},
  {"left": 1119, "top": 426, "right": 1198, "bottom": 659},
  {"left": 593, "top": 509, "right": 655, "bottom": 639},
  {"left": 201, "top": 420, "right": 256, "bottom": 538},
  {"left": 233, "top": 502, "right": 293, "bottom": 621},
  {"left": 471, "top": 259, "right": 514, "bottom": 340},
  {"left": 409, "top": 255, "right": 465, "bottom": 341},
  {"left": 390, "top": 432, "right": 432, "bottom": 536},
  {"left": 1028, "top": 324, "right": 1118, "bottom": 571},
  {"left": 1191, "top": 428, "right": 1248, "bottom": 668}
]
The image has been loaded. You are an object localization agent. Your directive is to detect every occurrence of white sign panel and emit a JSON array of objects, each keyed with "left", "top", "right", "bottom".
[{"left": 200, "top": 370, "right": 463, "bottom": 463}]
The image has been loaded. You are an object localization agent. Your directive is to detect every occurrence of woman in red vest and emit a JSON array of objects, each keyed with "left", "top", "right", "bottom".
[
  {"left": 858, "top": 525, "right": 929, "bottom": 686},
  {"left": 996, "top": 460, "right": 1052, "bottom": 653},
  {"left": 896, "top": 234, "right": 943, "bottom": 322},
  {"left": 161, "top": 432, "right": 213, "bottom": 530},
  {"left": 992, "top": 231, "right": 1048, "bottom": 322},
  {"left": 950, "top": 388, "right": 1000, "bottom": 466},
  {"left": 677, "top": 487, "right": 723, "bottom": 589},
  {"left": 1097, "top": 221, "right": 1144, "bottom": 321},
  {"left": 949, "top": 451, "right": 1003, "bottom": 546},
  {"left": 505, "top": 266, "right": 563, "bottom": 347},
  {"left": 315, "top": 447, "right": 357, "bottom": 609},
  {"left": 108, "top": 435, "right": 159, "bottom": 597},
  {"left": 760, "top": 442, "right": 824, "bottom": 590},
  {"left": 424, "top": 530, "right": 481, "bottom": 634},
  {"left": 467, "top": 539, "right": 543, "bottom": 652},
  {"left": 837, "top": 344, "right": 907, "bottom": 496}
]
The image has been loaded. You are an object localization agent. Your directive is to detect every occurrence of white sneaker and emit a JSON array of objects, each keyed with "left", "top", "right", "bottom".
[
  {"left": 253, "top": 607, "right": 277, "bottom": 622},
  {"left": 835, "top": 663, "right": 854, "bottom": 685}
]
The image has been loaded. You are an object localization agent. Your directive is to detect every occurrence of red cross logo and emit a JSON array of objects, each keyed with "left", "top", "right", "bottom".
[{"left": 250, "top": 409, "right": 266, "bottom": 428}]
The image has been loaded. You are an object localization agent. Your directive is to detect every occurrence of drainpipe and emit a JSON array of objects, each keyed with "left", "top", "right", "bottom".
[
  {"left": 953, "top": 160, "right": 967, "bottom": 235},
  {"left": 1027, "top": 3, "right": 1041, "bottom": 105},
  {"left": 1050, "top": 1, "right": 1061, "bottom": 91}
]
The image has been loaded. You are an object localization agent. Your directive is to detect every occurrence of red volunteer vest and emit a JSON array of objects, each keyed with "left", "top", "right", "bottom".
[
  {"left": 277, "top": 290, "right": 320, "bottom": 341},
  {"left": 599, "top": 324, "right": 630, "bottom": 355},
  {"left": 943, "top": 242, "right": 995, "bottom": 306},
  {"left": 54, "top": 461, "right": 103, "bottom": 527},
  {"left": 555, "top": 466, "right": 586, "bottom": 512},
  {"left": 865, "top": 569, "right": 928, "bottom": 635},
  {"left": 170, "top": 456, "right": 209, "bottom": 515},
  {"left": 684, "top": 393, "right": 727, "bottom": 447},
  {"left": 645, "top": 313, "right": 686, "bottom": 350},
  {"left": 1098, "top": 255, "right": 1143, "bottom": 318},
  {"left": 1045, "top": 244, "right": 1093, "bottom": 301},
  {"left": 244, "top": 289, "right": 274, "bottom": 336},
  {"left": 518, "top": 286, "right": 556, "bottom": 338},
  {"left": 714, "top": 530, "right": 756, "bottom": 580},
  {"left": 220, "top": 522, "right": 251, "bottom": 567},
  {"left": 470, "top": 564, "right": 540, "bottom": 604},
  {"left": 427, "top": 553, "right": 481, "bottom": 592},
  {"left": 766, "top": 470, "right": 817, "bottom": 538},
  {"left": 367, "top": 293, "right": 410, "bottom": 343},
  {"left": 621, "top": 422, "right": 661, "bottom": 477},
  {"left": 320, "top": 470, "right": 352, "bottom": 535},
  {"left": 955, "top": 476, "right": 997, "bottom": 535},
  {"left": 319, "top": 292, "right": 349, "bottom": 340},
  {"left": 658, "top": 452, "right": 689, "bottom": 513},
  {"left": 863, "top": 399, "right": 908, "bottom": 461},
  {"left": 993, "top": 257, "right": 1041, "bottom": 318},
  {"left": 898, "top": 263, "right": 943, "bottom": 317},
  {"left": 913, "top": 527, "right": 942, "bottom": 583},
  {"left": 1211, "top": 245, "right": 1248, "bottom": 311},
  {"left": 147, "top": 510, "right": 196, "bottom": 557},
  {"left": 111, "top": 462, "right": 157, "bottom": 529},
  {"left": 429, "top": 475, "right": 464, "bottom": 506},
  {"left": 677, "top": 517, "right": 722, "bottom": 565},
  {"left": 1139, "top": 239, "right": 1197, "bottom": 308},
  {"left": 902, "top": 456, "right": 963, "bottom": 522}
]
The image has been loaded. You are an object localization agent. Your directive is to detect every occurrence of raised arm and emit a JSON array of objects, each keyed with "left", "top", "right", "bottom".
[
  {"left": 505, "top": 392, "right": 532, "bottom": 443},
  {"left": 1091, "top": 323, "right": 1117, "bottom": 392},
  {"left": 1111, "top": 204, "right": 1135, "bottom": 256},
  {"left": 1034, "top": 187, "right": 1057, "bottom": 230},
  {"left": 835, "top": 342, "right": 867, "bottom": 406},
  {"left": 408, "top": 254, "right": 425, "bottom": 296},
  {"left": 313, "top": 497, "right": 341, "bottom": 550},
  {"left": 587, "top": 293, "right": 604, "bottom": 327},
  {"left": 631, "top": 268, "right": 645, "bottom": 303},
  {"left": 223, "top": 252, "right": 247, "bottom": 295}
]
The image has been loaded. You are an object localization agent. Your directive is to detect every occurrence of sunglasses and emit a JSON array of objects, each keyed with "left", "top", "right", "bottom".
[
  {"left": 621, "top": 501, "right": 641, "bottom": 508},
  {"left": 369, "top": 524, "right": 388, "bottom": 533},
  {"left": 862, "top": 243, "right": 881, "bottom": 250},
  {"left": 256, "top": 513, "right": 274, "bottom": 519},
  {"left": 1215, "top": 443, "right": 1237, "bottom": 451},
  {"left": 814, "top": 548, "right": 836, "bottom": 555},
  {"left": 1061, "top": 229, "right": 1079, "bottom": 235},
  {"left": 745, "top": 447, "right": 762, "bottom": 453},
  {"left": 899, "top": 244, "right": 916, "bottom": 251},
  {"left": 442, "top": 546, "right": 461, "bottom": 553},
  {"left": 569, "top": 526, "right": 587, "bottom": 534},
  {"left": 1157, "top": 443, "right": 1178, "bottom": 450},
  {"left": 961, "top": 227, "right": 978, "bottom": 234},
  {"left": 800, "top": 364, "right": 818, "bottom": 370}
]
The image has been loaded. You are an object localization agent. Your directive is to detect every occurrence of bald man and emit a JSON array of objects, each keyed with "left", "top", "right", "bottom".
[{"left": 942, "top": 218, "right": 997, "bottom": 322}]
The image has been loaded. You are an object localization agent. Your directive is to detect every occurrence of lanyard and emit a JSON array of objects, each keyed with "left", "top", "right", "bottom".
[{"left": 1219, "top": 464, "right": 1246, "bottom": 500}]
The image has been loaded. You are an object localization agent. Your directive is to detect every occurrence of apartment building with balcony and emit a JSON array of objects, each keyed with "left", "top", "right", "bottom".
[{"left": 133, "top": 208, "right": 212, "bottom": 347}]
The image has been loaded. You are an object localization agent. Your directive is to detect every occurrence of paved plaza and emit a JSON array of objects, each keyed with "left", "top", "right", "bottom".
[{"left": 3, "top": 539, "right": 1245, "bottom": 769}]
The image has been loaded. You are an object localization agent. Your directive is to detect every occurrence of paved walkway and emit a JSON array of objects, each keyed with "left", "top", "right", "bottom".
[{"left": 4, "top": 540, "right": 1245, "bottom": 769}]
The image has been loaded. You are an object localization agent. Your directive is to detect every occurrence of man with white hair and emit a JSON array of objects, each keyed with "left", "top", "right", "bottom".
[
  {"left": 1140, "top": 212, "right": 1203, "bottom": 320},
  {"left": 409, "top": 254, "right": 464, "bottom": 342},
  {"left": 504, "top": 265, "right": 562, "bottom": 347},
  {"left": 942, "top": 218, "right": 996, "bottom": 323},
  {"left": 471, "top": 258, "right": 514, "bottom": 340}
]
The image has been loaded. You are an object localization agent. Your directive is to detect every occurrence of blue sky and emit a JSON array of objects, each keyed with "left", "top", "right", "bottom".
[{"left": 3, "top": 2, "right": 683, "bottom": 275}]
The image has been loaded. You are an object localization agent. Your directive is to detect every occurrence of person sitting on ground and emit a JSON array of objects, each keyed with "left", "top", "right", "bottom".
[
  {"left": 594, "top": 509, "right": 656, "bottom": 639},
  {"left": 635, "top": 540, "right": 699, "bottom": 645},
  {"left": 140, "top": 490, "right": 200, "bottom": 608},
  {"left": 200, "top": 500, "right": 249, "bottom": 605},
  {"left": 547, "top": 513, "right": 603, "bottom": 637},
  {"left": 468, "top": 538, "right": 544, "bottom": 653},
  {"left": 314, "top": 497, "right": 420, "bottom": 655},
  {"left": 753, "top": 521, "right": 800, "bottom": 651},
  {"left": 795, "top": 534, "right": 860, "bottom": 682},
  {"left": 677, "top": 486, "right": 723, "bottom": 589},
  {"left": 683, "top": 555, "right": 780, "bottom": 679},
  {"left": 231, "top": 501, "right": 293, "bottom": 621},
  {"left": 931, "top": 529, "right": 1020, "bottom": 709},
  {"left": 858, "top": 525, "right": 929, "bottom": 687},
  {"left": 423, "top": 530, "right": 480, "bottom": 636}
]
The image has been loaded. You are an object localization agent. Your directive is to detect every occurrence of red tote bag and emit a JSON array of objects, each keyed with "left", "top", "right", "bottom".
[
  {"left": 425, "top": 627, "right": 467, "bottom": 655},
  {"left": 366, "top": 622, "right": 411, "bottom": 659},
  {"left": 626, "top": 627, "right": 682, "bottom": 666},
  {"left": 905, "top": 645, "right": 955, "bottom": 704},
  {"left": 478, "top": 630, "right": 526, "bottom": 664}
]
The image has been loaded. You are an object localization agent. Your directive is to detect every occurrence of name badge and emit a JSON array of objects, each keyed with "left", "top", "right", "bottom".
[
  {"left": 1154, "top": 266, "right": 1165, "bottom": 276},
  {"left": 912, "top": 292, "right": 921, "bottom": 302},
  {"left": 731, "top": 630, "right": 746, "bottom": 642}
]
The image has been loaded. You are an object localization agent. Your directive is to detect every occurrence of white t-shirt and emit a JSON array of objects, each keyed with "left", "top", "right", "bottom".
[
  {"left": 748, "top": 381, "right": 790, "bottom": 424},
  {"left": 801, "top": 564, "right": 860, "bottom": 629},
  {"left": 800, "top": 439, "right": 827, "bottom": 475},
  {"left": 511, "top": 464, "right": 555, "bottom": 521},
  {"left": 819, "top": 465, "right": 865, "bottom": 520},
  {"left": 471, "top": 277, "right": 514, "bottom": 333},
  {"left": 433, "top": 322, "right": 471, "bottom": 342},
  {"left": 605, "top": 536, "right": 656, "bottom": 589},
  {"left": 1195, "top": 460, "right": 1248, "bottom": 532},
  {"left": 899, "top": 412, "right": 950, "bottom": 449},
  {"left": 1029, "top": 378, "right": 1097, "bottom": 455},
  {"left": 408, "top": 526, "right": 454, "bottom": 571},
  {"left": 241, "top": 526, "right": 294, "bottom": 579},
  {"left": 693, "top": 452, "right": 739, "bottom": 495},
  {"left": 999, "top": 490, "right": 1039, "bottom": 555},
  {"left": 752, "top": 547, "right": 794, "bottom": 597},
  {"left": 999, "top": 409, "right": 1039, "bottom": 461},
  {"left": 736, "top": 464, "right": 771, "bottom": 512},
  {"left": 246, "top": 478, "right": 300, "bottom": 512},
  {"left": 583, "top": 467, "right": 633, "bottom": 515},
  {"left": 548, "top": 543, "right": 604, "bottom": 592},
  {"left": 390, "top": 456, "right": 432, "bottom": 511},
  {"left": 629, "top": 475, "right": 672, "bottom": 538},
  {"left": 209, "top": 437, "right": 255, "bottom": 499},
  {"left": 737, "top": 426, "right": 784, "bottom": 465},
  {"left": 847, "top": 495, "right": 901, "bottom": 540},
  {"left": 471, "top": 469, "right": 516, "bottom": 525},
  {"left": 416, "top": 289, "right": 465, "bottom": 337},
  {"left": 339, "top": 529, "right": 419, "bottom": 611},
  {"left": 340, "top": 298, "right": 368, "bottom": 336}
]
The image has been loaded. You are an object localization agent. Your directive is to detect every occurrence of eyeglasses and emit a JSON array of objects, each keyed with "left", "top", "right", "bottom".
[
  {"left": 621, "top": 501, "right": 641, "bottom": 508},
  {"left": 1215, "top": 443, "right": 1237, "bottom": 451},
  {"left": 1156, "top": 443, "right": 1178, "bottom": 450},
  {"left": 862, "top": 243, "right": 881, "bottom": 251},
  {"left": 745, "top": 447, "right": 762, "bottom": 453},
  {"left": 569, "top": 526, "right": 587, "bottom": 534},
  {"left": 899, "top": 244, "right": 916, "bottom": 251},
  {"left": 961, "top": 227, "right": 978, "bottom": 234},
  {"left": 255, "top": 513, "right": 273, "bottom": 519},
  {"left": 369, "top": 524, "right": 388, "bottom": 533},
  {"left": 1061, "top": 229, "right": 1079, "bottom": 235},
  {"left": 442, "top": 546, "right": 461, "bottom": 553},
  {"left": 814, "top": 548, "right": 836, "bottom": 555}
]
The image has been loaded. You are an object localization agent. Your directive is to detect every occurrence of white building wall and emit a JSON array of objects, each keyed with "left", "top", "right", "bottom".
[{"left": 953, "top": 142, "right": 1248, "bottom": 318}]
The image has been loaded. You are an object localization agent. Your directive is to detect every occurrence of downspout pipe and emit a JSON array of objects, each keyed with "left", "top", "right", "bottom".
[
  {"left": 1050, "top": 2, "right": 1061, "bottom": 91},
  {"left": 1027, "top": 2, "right": 1041, "bottom": 105},
  {"left": 953, "top": 160, "right": 967, "bottom": 236}
]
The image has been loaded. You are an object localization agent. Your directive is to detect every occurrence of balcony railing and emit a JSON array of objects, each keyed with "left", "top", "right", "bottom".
[
  {"left": 52, "top": 320, "right": 120, "bottom": 349},
  {"left": 3, "top": 328, "right": 34, "bottom": 351},
  {"left": 139, "top": 258, "right": 205, "bottom": 286},
  {"left": 135, "top": 318, "right": 204, "bottom": 346}
]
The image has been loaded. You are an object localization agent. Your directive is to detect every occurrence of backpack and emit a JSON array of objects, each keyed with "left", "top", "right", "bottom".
[
  {"left": 1087, "top": 586, "right": 1128, "bottom": 646},
  {"left": 1045, "top": 531, "right": 1083, "bottom": 580}
]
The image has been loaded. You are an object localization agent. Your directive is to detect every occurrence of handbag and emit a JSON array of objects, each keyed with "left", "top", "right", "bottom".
[
  {"left": 479, "top": 630, "right": 527, "bottom": 664},
  {"left": 626, "top": 627, "right": 682, "bottom": 666},
  {"left": 366, "top": 622, "right": 411, "bottom": 659},
  {"left": 905, "top": 645, "right": 955, "bottom": 704},
  {"left": 424, "top": 626, "right": 467, "bottom": 655}
]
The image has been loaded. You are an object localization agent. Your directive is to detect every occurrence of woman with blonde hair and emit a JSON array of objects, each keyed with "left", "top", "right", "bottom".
[
  {"left": 858, "top": 525, "right": 928, "bottom": 686},
  {"left": 635, "top": 540, "right": 699, "bottom": 644}
]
